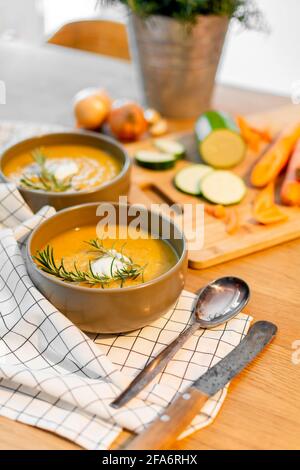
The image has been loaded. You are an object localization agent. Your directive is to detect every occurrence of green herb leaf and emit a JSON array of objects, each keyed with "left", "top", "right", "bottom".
[
  {"left": 34, "top": 240, "right": 146, "bottom": 287},
  {"left": 20, "top": 148, "right": 73, "bottom": 192}
]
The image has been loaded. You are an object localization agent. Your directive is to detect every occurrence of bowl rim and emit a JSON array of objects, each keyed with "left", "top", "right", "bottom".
[
  {"left": 0, "top": 130, "right": 131, "bottom": 197},
  {"left": 26, "top": 202, "right": 187, "bottom": 293}
]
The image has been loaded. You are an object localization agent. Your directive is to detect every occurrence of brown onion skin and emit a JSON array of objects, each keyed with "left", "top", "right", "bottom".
[{"left": 108, "top": 100, "right": 148, "bottom": 141}]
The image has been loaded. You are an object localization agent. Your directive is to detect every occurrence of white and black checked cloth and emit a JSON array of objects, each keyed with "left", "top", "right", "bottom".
[{"left": 0, "top": 121, "right": 252, "bottom": 449}]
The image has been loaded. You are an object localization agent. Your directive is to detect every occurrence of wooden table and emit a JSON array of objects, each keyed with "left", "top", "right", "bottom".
[{"left": 0, "top": 42, "right": 299, "bottom": 450}]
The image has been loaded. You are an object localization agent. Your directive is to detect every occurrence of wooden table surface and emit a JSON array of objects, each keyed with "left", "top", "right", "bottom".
[{"left": 0, "top": 42, "right": 299, "bottom": 450}]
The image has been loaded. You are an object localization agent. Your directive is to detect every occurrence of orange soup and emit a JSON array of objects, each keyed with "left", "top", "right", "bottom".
[
  {"left": 3, "top": 144, "right": 121, "bottom": 192},
  {"left": 36, "top": 225, "right": 178, "bottom": 289}
]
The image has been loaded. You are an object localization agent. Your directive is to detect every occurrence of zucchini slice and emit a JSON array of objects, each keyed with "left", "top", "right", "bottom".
[
  {"left": 200, "top": 170, "right": 247, "bottom": 205},
  {"left": 154, "top": 139, "right": 185, "bottom": 159},
  {"left": 174, "top": 164, "right": 213, "bottom": 195},
  {"left": 195, "top": 110, "right": 246, "bottom": 169},
  {"left": 135, "top": 150, "right": 176, "bottom": 170}
]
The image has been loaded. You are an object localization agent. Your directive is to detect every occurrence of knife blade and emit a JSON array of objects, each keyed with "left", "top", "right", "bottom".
[{"left": 126, "top": 320, "right": 277, "bottom": 450}]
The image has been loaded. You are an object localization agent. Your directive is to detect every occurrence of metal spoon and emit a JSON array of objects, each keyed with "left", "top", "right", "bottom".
[{"left": 111, "top": 276, "right": 250, "bottom": 409}]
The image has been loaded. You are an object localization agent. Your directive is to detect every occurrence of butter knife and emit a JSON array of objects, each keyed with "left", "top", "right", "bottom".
[{"left": 126, "top": 320, "right": 277, "bottom": 450}]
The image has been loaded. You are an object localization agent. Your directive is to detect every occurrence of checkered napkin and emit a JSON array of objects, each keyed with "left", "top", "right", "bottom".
[{"left": 0, "top": 121, "right": 253, "bottom": 449}]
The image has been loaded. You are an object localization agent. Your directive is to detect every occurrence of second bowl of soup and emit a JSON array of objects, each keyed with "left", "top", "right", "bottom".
[
  {"left": 26, "top": 202, "right": 187, "bottom": 333},
  {"left": 0, "top": 131, "right": 131, "bottom": 211}
]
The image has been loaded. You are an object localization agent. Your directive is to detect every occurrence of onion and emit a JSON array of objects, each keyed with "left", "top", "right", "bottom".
[
  {"left": 108, "top": 100, "right": 148, "bottom": 141},
  {"left": 73, "top": 88, "right": 111, "bottom": 130}
]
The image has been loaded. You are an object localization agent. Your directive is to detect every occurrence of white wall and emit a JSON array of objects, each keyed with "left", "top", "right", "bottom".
[
  {"left": 0, "top": 0, "right": 44, "bottom": 42},
  {"left": 218, "top": 0, "right": 300, "bottom": 96}
]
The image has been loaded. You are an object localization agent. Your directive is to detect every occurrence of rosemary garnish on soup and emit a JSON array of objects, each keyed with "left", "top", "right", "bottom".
[
  {"left": 34, "top": 238, "right": 146, "bottom": 288},
  {"left": 6, "top": 144, "right": 121, "bottom": 193},
  {"left": 20, "top": 148, "right": 74, "bottom": 192}
]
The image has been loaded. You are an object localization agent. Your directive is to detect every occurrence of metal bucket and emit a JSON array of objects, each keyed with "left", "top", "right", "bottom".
[{"left": 127, "top": 14, "right": 228, "bottom": 119}]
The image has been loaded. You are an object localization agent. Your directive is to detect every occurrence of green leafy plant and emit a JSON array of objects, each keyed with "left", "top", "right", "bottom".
[
  {"left": 102, "top": 1, "right": 264, "bottom": 28},
  {"left": 20, "top": 148, "right": 73, "bottom": 192},
  {"left": 34, "top": 239, "right": 146, "bottom": 288}
]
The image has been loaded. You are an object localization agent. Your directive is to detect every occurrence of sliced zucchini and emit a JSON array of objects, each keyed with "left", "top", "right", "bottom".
[
  {"left": 135, "top": 150, "right": 176, "bottom": 170},
  {"left": 195, "top": 110, "right": 246, "bottom": 169},
  {"left": 154, "top": 139, "right": 185, "bottom": 159},
  {"left": 174, "top": 164, "right": 213, "bottom": 196},
  {"left": 200, "top": 129, "right": 246, "bottom": 169},
  {"left": 200, "top": 170, "right": 247, "bottom": 205},
  {"left": 195, "top": 110, "right": 238, "bottom": 141}
]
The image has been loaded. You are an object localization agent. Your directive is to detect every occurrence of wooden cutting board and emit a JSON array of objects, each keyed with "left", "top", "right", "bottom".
[{"left": 125, "top": 104, "right": 300, "bottom": 269}]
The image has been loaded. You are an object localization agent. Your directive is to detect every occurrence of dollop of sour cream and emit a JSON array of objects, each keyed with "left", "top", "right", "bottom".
[
  {"left": 90, "top": 250, "right": 130, "bottom": 278},
  {"left": 47, "top": 160, "right": 79, "bottom": 181}
]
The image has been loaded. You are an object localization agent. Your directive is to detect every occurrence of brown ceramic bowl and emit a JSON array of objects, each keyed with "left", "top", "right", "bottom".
[
  {"left": 0, "top": 131, "right": 131, "bottom": 212},
  {"left": 26, "top": 202, "right": 188, "bottom": 333}
]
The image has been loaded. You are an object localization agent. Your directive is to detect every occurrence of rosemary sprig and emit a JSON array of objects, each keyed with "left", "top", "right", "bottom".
[
  {"left": 85, "top": 238, "right": 128, "bottom": 259},
  {"left": 33, "top": 240, "right": 146, "bottom": 287},
  {"left": 85, "top": 238, "right": 115, "bottom": 256},
  {"left": 20, "top": 148, "right": 73, "bottom": 192}
]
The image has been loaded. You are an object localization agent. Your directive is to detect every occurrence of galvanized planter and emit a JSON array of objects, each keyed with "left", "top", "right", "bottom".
[{"left": 127, "top": 14, "right": 229, "bottom": 119}]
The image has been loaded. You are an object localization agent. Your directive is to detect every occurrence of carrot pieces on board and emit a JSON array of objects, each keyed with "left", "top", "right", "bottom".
[
  {"left": 236, "top": 115, "right": 272, "bottom": 153},
  {"left": 225, "top": 208, "right": 240, "bottom": 234},
  {"left": 250, "top": 123, "right": 300, "bottom": 188},
  {"left": 205, "top": 204, "right": 240, "bottom": 234},
  {"left": 205, "top": 204, "right": 226, "bottom": 219},
  {"left": 253, "top": 182, "right": 288, "bottom": 224}
]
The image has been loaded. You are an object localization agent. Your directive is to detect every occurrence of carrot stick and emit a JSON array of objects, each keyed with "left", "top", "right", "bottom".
[
  {"left": 236, "top": 116, "right": 272, "bottom": 153},
  {"left": 250, "top": 123, "right": 300, "bottom": 188},
  {"left": 237, "top": 116, "right": 261, "bottom": 152},
  {"left": 280, "top": 139, "right": 300, "bottom": 206}
]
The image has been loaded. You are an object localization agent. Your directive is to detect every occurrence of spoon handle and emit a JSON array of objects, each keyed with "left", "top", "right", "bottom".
[{"left": 111, "top": 321, "right": 200, "bottom": 409}]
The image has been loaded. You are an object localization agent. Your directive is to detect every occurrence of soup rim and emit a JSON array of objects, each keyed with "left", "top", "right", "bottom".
[
  {"left": 26, "top": 202, "right": 187, "bottom": 293},
  {"left": 0, "top": 130, "right": 131, "bottom": 197}
]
